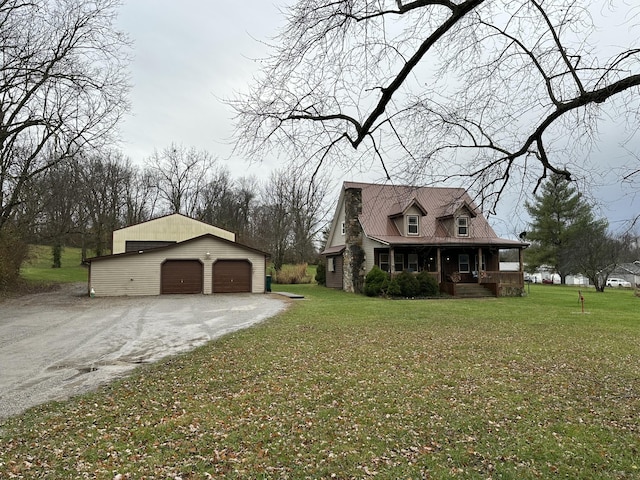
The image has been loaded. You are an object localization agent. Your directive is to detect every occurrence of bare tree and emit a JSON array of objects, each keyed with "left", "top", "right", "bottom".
[
  {"left": 219, "top": 176, "right": 258, "bottom": 244},
  {"left": 253, "top": 166, "right": 330, "bottom": 269},
  {"left": 256, "top": 170, "right": 294, "bottom": 270},
  {"left": 122, "top": 166, "right": 159, "bottom": 227},
  {"left": 79, "top": 150, "right": 133, "bottom": 257},
  {"left": 0, "top": 0, "right": 130, "bottom": 232},
  {"left": 288, "top": 167, "right": 330, "bottom": 263},
  {"left": 194, "top": 166, "right": 233, "bottom": 226},
  {"left": 562, "top": 220, "right": 624, "bottom": 292},
  {"left": 231, "top": 0, "right": 640, "bottom": 213},
  {"left": 146, "top": 144, "right": 216, "bottom": 216}
]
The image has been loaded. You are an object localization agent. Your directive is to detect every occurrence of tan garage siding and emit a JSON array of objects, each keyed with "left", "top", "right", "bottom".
[
  {"left": 89, "top": 252, "right": 163, "bottom": 296},
  {"left": 113, "top": 214, "right": 235, "bottom": 254},
  {"left": 90, "top": 235, "right": 266, "bottom": 296}
]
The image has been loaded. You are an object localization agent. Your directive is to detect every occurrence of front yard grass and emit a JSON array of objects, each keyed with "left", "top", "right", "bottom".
[{"left": 1, "top": 284, "right": 639, "bottom": 478}]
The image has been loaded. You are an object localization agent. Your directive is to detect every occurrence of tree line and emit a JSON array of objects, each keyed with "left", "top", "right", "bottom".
[
  {"left": 7, "top": 143, "right": 328, "bottom": 274},
  {"left": 1, "top": 0, "right": 129, "bottom": 289},
  {"left": 0, "top": 0, "right": 330, "bottom": 290}
]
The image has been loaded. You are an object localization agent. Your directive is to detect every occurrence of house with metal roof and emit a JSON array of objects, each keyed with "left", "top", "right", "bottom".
[{"left": 321, "top": 182, "right": 528, "bottom": 297}]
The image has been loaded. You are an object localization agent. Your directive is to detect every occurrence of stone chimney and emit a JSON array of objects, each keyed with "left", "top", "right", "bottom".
[{"left": 343, "top": 187, "right": 365, "bottom": 293}]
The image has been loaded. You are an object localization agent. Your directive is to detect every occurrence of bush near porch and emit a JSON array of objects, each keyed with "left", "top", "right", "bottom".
[{"left": 365, "top": 266, "right": 440, "bottom": 297}]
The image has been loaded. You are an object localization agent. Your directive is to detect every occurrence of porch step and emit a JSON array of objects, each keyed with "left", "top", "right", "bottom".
[{"left": 455, "top": 283, "right": 495, "bottom": 298}]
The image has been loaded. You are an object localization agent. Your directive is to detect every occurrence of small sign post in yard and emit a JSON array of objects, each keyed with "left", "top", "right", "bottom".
[{"left": 579, "top": 290, "right": 585, "bottom": 314}]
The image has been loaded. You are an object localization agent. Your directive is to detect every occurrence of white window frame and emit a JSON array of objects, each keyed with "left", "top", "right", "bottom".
[
  {"left": 457, "top": 216, "right": 469, "bottom": 237},
  {"left": 407, "top": 215, "right": 419, "bottom": 236},
  {"left": 327, "top": 257, "right": 335, "bottom": 272},
  {"left": 341, "top": 221, "right": 345, "bottom": 236},
  {"left": 459, "top": 254, "right": 470, "bottom": 273},
  {"left": 379, "top": 253, "right": 390, "bottom": 272}
]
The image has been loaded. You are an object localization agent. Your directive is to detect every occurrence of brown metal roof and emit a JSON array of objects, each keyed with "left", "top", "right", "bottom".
[
  {"left": 343, "top": 181, "right": 526, "bottom": 247},
  {"left": 322, "top": 244, "right": 346, "bottom": 255}
]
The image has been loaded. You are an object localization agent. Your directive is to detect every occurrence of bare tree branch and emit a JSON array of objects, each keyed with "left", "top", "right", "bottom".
[{"left": 232, "top": 0, "right": 640, "bottom": 214}]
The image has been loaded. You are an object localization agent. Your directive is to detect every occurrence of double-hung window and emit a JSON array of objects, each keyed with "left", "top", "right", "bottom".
[
  {"left": 459, "top": 254, "right": 470, "bottom": 273},
  {"left": 457, "top": 216, "right": 469, "bottom": 237},
  {"left": 379, "top": 253, "right": 390, "bottom": 272},
  {"left": 407, "top": 215, "right": 419, "bottom": 236}
]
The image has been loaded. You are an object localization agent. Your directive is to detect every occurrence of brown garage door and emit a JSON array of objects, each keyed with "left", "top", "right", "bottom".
[
  {"left": 213, "top": 260, "right": 252, "bottom": 293},
  {"left": 161, "top": 260, "right": 203, "bottom": 294}
]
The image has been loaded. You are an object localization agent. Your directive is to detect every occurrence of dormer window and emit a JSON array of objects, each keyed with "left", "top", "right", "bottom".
[
  {"left": 407, "top": 215, "right": 419, "bottom": 236},
  {"left": 457, "top": 216, "right": 469, "bottom": 237}
]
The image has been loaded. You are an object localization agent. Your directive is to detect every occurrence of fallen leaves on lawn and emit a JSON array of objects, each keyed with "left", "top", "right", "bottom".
[{"left": 1, "top": 295, "right": 639, "bottom": 478}]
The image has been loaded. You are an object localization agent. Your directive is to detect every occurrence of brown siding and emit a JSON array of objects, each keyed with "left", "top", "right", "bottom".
[
  {"left": 326, "top": 255, "right": 344, "bottom": 289},
  {"left": 213, "top": 260, "right": 252, "bottom": 293}
]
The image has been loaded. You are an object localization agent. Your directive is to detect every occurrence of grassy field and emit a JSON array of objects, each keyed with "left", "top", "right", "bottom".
[
  {"left": 1, "top": 284, "right": 639, "bottom": 478},
  {"left": 20, "top": 245, "right": 88, "bottom": 284}
]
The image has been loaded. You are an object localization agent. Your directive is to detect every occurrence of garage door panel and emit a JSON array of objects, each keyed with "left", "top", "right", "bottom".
[
  {"left": 213, "top": 260, "right": 251, "bottom": 293},
  {"left": 162, "top": 260, "right": 203, "bottom": 294}
]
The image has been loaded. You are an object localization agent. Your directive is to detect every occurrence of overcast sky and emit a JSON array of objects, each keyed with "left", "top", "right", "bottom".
[
  {"left": 116, "top": 1, "right": 639, "bottom": 237},
  {"left": 116, "top": 1, "right": 289, "bottom": 175}
]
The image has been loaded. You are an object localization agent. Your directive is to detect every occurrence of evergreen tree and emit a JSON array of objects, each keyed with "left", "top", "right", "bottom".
[{"left": 525, "top": 174, "right": 595, "bottom": 283}]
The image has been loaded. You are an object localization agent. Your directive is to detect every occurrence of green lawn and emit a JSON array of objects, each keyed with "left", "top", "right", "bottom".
[
  {"left": 1, "top": 285, "right": 639, "bottom": 478},
  {"left": 19, "top": 245, "right": 88, "bottom": 284}
]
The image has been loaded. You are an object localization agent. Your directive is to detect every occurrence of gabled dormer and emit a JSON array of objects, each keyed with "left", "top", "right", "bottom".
[
  {"left": 388, "top": 198, "right": 428, "bottom": 237},
  {"left": 438, "top": 200, "right": 478, "bottom": 238}
]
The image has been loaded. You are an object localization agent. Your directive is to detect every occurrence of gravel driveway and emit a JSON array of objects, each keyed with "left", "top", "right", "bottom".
[{"left": 0, "top": 284, "right": 286, "bottom": 419}]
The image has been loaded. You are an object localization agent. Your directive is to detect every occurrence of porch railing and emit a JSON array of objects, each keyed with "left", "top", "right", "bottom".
[
  {"left": 389, "top": 270, "right": 523, "bottom": 287},
  {"left": 478, "top": 271, "right": 523, "bottom": 286}
]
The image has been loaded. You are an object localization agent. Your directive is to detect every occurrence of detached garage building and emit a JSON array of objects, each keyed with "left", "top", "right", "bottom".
[{"left": 88, "top": 214, "right": 268, "bottom": 296}]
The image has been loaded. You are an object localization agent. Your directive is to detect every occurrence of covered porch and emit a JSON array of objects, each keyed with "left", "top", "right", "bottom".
[{"left": 373, "top": 243, "right": 526, "bottom": 297}]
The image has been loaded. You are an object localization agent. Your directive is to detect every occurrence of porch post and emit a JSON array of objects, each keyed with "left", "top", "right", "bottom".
[
  {"left": 519, "top": 247, "right": 525, "bottom": 287},
  {"left": 390, "top": 246, "right": 395, "bottom": 275},
  {"left": 436, "top": 247, "right": 442, "bottom": 283},
  {"left": 477, "top": 247, "right": 483, "bottom": 284}
]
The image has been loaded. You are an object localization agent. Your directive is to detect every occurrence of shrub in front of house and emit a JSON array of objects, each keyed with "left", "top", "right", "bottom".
[
  {"left": 386, "top": 277, "right": 402, "bottom": 296},
  {"left": 395, "top": 271, "right": 421, "bottom": 297},
  {"left": 416, "top": 270, "right": 440, "bottom": 296},
  {"left": 364, "top": 266, "right": 389, "bottom": 297}
]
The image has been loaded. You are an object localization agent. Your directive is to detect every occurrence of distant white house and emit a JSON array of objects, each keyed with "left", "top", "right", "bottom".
[
  {"left": 525, "top": 265, "right": 561, "bottom": 284},
  {"left": 566, "top": 274, "right": 590, "bottom": 286},
  {"left": 608, "top": 261, "right": 640, "bottom": 288}
]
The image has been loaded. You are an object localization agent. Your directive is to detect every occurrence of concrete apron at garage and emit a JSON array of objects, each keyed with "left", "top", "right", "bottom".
[{"left": 0, "top": 284, "right": 286, "bottom": 419}]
